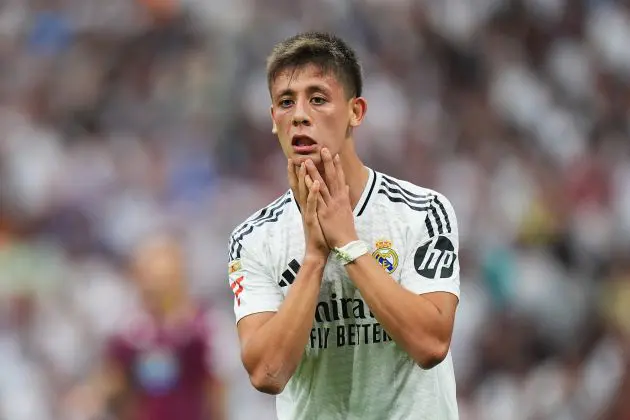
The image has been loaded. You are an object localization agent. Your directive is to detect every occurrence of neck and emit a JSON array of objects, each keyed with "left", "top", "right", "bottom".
[
  {"left": 337, "top": 141, "right": 369, "bottom": 210},
  {"left": 144, "top": 287, "right": 190, "bottom": 320}
]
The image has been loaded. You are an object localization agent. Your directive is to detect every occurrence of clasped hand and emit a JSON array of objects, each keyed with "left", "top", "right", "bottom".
[{"left": 287, "top": 148, "right": 359, "bottom": 258}]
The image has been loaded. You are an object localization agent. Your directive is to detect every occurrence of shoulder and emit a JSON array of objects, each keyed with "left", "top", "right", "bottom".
[
  {"left": 375, "top": 171, "right": 457, "bottom": 236},
  {"left": 228, "top": 190, "right": 295, "bottom": 260}
]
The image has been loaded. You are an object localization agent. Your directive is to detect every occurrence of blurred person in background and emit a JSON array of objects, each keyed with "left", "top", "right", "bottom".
[
  {"left": 64, "top": 233, "right": 226, "bottom": 420},
  {"left": 229, "top": 32, "right": 460, "bottom": 420}
]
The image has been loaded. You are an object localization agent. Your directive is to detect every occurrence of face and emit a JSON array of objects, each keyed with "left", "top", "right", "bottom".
[
  {"left": 270, "top": 64, "right": 367, "bottom": 166},
  {"left": 131, "top": 235, "right": 184, "bottom": 297}
]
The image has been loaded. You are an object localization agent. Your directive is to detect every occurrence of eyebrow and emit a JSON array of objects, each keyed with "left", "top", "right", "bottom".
[{"left": 275, "top": 84, "right": 331, "bottom": 98}]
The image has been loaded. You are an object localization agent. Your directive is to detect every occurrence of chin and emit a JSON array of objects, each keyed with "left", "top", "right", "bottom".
[{"left": 290, "top": 154, "right": 322, "bottom": 165}]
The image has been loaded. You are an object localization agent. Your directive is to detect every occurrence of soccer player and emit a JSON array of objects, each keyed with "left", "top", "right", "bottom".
[
  {"left": 228, "top": 32, "right": 460, "bottom": 419},
  {"left": 65, "top": 234, "right": 225, "bottom": 420}
]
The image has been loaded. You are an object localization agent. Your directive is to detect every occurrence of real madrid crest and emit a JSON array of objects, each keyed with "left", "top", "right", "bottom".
[
  {"left": 372, "top": 240, "right": 399, "bottom": 274},
  {"left": 229, "top": 259, "right": 242, "bottom": 274}
]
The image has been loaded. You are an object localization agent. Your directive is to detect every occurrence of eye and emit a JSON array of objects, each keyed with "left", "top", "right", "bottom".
[
  {"left": 311, "top": 96, "right": 326, "bottom": 105},
  {"left": 279, "top": 98, "right": 294, "bottom": 108}
]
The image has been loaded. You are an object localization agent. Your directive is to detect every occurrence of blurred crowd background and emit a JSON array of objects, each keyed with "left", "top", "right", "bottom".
[{"left": 1, "top": 0, "right": 630, "bottom": 419}]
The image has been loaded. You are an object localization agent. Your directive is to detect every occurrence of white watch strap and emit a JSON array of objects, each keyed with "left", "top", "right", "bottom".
[{"left": 333, "top": 240, "right": 369, "bottom": 265}]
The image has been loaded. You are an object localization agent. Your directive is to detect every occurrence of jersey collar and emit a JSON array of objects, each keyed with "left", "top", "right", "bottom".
[
  {"left": 354, "top": 167, "right": 377, "bottom": 217},
  {"left": 289, "top": 167, "right": 377, "bottom": 217}
]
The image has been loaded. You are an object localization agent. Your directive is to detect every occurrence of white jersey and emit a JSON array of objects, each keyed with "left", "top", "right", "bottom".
[{"left": 228, "top": 168, "right": 460, "bottom": 420}]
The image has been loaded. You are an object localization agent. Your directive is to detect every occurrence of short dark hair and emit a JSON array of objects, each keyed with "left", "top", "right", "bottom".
[{"left": 266, "top": 32, "right": 363, "bottom": 99}]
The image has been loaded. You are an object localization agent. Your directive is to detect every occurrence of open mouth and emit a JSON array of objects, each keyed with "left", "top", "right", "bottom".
[{"left": 291, "top": 135, "right": 318, "bottom": 154}]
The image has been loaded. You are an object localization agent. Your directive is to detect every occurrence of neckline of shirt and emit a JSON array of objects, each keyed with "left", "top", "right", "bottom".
[{"left": 289, "top": 167, "right": 378, "bottom": 218}]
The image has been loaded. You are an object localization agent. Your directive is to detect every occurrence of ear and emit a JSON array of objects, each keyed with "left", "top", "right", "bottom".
[
  {"left": 349, "top": 97, "right": 367, "bottom": 128},
  {"left": 270, "top": 105, "right": 278, "bottom": 134}
]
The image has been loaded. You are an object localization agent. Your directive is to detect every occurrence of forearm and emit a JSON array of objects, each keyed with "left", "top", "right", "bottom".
[
  {"left": 241, "top": 256, "right": 326, "bottom": 391},
  {"left": 345, "top": 254, "right": 453, "bottom": 368},
  {"left": 205, "top": 378, "right": 226, "bottom": 420},
  {"left": 63, "top": 366, "right": 125, "bottom": 419}
]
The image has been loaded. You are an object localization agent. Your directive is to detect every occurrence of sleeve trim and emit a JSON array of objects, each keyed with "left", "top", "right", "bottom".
[
  {"left": 403, "top": 281, "right": 460, "bottom": 299},
  {"left": 235, "top": 306, "right": 279, "bottom": 324}
]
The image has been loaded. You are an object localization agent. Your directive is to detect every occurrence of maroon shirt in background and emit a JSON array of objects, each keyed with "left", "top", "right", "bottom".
[{"left": 106, "top": 307, "right": 216, "bottom": 420}]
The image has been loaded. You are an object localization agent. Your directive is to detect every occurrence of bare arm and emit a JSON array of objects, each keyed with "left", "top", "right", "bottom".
[
  {"left": 236, "top": 161, "right": 329, "bottom": 395},
  {"left": 62, "top": 361, "right": 127, "bottom": 419},
  {"left": 237, "top": 256, "right": 326, "bottom": 394},
  {"left": 305, "top": 149, "right": 459, "bottom": 369},
  {"left": 345, "top": 255, "right": 458, "bottom": 368},
  {"left": 205, "top": 376, "right": 227, "bottom": 420}
]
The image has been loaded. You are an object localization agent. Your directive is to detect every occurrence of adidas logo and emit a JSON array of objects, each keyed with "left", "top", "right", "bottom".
[{"left": 279, "top": 259, "right": 301, "bottom": 287}]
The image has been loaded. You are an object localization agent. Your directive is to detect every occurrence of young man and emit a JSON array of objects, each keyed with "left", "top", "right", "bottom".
[
  {"left": 228, "top": 32, "right": 460, "bottom": 419},
  {"left": 65, "top": 234, "right": 225, "bottom": 420}
]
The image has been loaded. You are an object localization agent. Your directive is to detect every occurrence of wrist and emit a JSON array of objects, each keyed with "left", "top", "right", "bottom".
[
  {"left": 333, "top": 240, "right": 369, "bottom": 265},
  {"left": 331, "top": 234, "right": 360, "bottom": 250},
  {"left": 302, "top": 253, "right": 329, "bottom": 268}
]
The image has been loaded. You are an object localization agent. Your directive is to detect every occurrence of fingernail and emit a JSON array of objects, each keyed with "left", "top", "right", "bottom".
[{"left": 335, "top": 154, "right": 340, "bottom": 162}]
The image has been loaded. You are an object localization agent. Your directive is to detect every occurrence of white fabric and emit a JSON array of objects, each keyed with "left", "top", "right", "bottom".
[{"left": 334, "top": 240, "right": 370, "bottom": 265}]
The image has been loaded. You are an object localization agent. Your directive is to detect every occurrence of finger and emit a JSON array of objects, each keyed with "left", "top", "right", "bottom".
[
  {"left": 317, "top": 194, "right": 327, "bottom": 210},
  {"left": 298, "top": 162, "right": 308, "bottom": 205},
  {"left": 304, "top": 174, "right": 313, "bottom": 189},
  {"left": 305, "top": 159, "right": 332, "bottom": 203},
  {"left": 306, "top": 174, "right": 328, "bottom": 209},
  {"left": 287, "top": 159, "right": 298, "bottom": 193},
  {"left": 321, "top": 148, "right": 338, "bottom": 195},
  {"left": 306, "top": 180, "right": 320, "bottom": 216},
  {"left": 334, "top": 154, "right": 347, "bottom": 191}
]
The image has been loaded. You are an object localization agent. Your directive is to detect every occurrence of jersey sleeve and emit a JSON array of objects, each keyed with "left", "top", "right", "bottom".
[
  {"left": 228, "top": 234, "right": 283, "bottom": 323},
  {"left": 399, "top": 192, "right": 460, "bottom": 299}
]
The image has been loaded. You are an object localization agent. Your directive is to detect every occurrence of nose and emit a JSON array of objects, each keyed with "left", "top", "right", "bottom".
[{"left": 292, "top": 99, "right": 311, "bottom": 127}]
